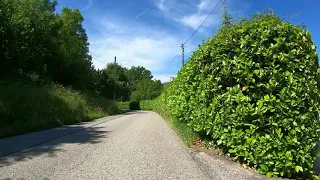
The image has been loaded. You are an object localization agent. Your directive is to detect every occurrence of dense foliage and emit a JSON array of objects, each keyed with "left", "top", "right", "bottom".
[
  {"left": 0, "top": 0, "right": 93, "bottom": 89},
  {"left": 130, "top": 79, "right": 163, "bottom": 101},
  {"left": 0, "top": 81, "right": 120, "bottom": 138},
  {"left": 166, "top": 13, "right": 320, "bottom": 178},
  {"left": 0, "top": 0, "right": 162, "bottom": 102}
]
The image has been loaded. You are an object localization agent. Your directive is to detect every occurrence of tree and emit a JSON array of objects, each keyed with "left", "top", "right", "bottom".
[
  {"left": 0, "top": 0, "right": 60, "bottom": 79},
  {"left": 52, "top": 7, "right": 93, "bottom": 90},
  {"left": 0, "top": 0, "right": 94, "bottom": 89},
  {"left": 127, "top": 66, "right": 153, "bottom": 83},
  {"left": 130, "top": 79, "right": 163, "bottom": 101},
  {"left": 104, "top": 63, "right": 130, "bottom": 101},
  {"left": 127, "top": 66, "right": 153, "bottom": 93}
]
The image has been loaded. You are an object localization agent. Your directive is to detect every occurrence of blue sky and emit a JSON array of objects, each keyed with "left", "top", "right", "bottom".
[{"left": 56, "top": 0, "right": 320, "bottom": 82}]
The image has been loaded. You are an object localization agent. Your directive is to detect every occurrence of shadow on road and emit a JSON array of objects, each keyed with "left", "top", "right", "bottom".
[
  {"left": 0, "top": 111, "right": 148, "bottom": 168},
  {"left": 0, "top": 126, "right": 110, "bottom": 167},
  {"left": 123, "top": 110, "right": 148, "bottom": 115}
]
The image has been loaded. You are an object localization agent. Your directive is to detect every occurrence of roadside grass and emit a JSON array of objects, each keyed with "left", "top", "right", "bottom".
[
  {"left": 0, "top": 81, "right": 120, "bottom": 138},
  {"left": 141, "top": 100, "right": 197, "bottom": 146}
]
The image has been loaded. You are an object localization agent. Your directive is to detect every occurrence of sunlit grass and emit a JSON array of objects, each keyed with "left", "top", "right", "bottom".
[{"left": 0, "top": 81, "right": 120, "bottom": 138}]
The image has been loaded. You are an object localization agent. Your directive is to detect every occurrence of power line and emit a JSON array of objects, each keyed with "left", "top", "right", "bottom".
[
  {"left": 158, "top": 52, "right": 180, "bottom": 75},
  {"left": 91, "top": 55, "right": 107, "bottom": 65},
  {"left": 183, "top": 0, "right": 224, "bottom": 45},
  {"left": 159, "top": 0, "right": 224, "bottom": 76}
]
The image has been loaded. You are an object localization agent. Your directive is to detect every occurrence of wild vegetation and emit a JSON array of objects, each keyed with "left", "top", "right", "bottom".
[
  {"left": 0, "top": 0, "right": 162, "bottom": 137},
  {"left": 0, "top": 81, "right": 120, "bottom": 138},
  {"left": 144, "top": 10, "right": 320, "bottom": 179}
]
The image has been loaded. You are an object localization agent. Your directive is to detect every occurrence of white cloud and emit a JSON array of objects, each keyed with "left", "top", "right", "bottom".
[
  {"left": 178, "top": 13, "right": 220, "bottom": 30},
  {"left": 81, "top": 0, "right": 94, "bottom": 12},
  {"left": 157, "top": 0, "right": 168, "bottom": 12},
  {"left": 153, "top": 74, "right": 176, "bottom": 83},
  {"left": 90, "top": 35, "right": 180, "bottom": 72},
  {"left": 156, "top": 0, "right": 223, "bottom": 30},
  {"left": 199, "top": 0, "right": 215, "bottom": 12},
  {"left": 88, "top": 15, "right": 183, "bottom": 79}
]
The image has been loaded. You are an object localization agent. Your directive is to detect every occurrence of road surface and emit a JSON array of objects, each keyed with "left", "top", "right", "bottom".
[{"left": 0, "top": 111, "right": 208, "bottom": 180}]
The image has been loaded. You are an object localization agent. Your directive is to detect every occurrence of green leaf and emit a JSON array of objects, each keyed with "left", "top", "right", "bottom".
[
  {"left": 293, "top": 136, "right": 298, "bottom": 143},
  {"left": 228, "top": 149, "right": 236, "bottom": 153},
  {"left": 276, "top": 128, "right": 282, "bottom": 138},
  {"left": 295, "top": 166, "right": 303, "bottom": 172},
  {"left": 266, "top": 172, "right": 273, "bottom": 178},
  {"left": 257, "top": 100, "right": 263, "bottom": 109},
  {"left": 285, "top": 151, "right": 293, "bottom": 160},
  {"left": 265, "top": 134, "right": 270, "bottom": 139},
  {"left": 285, "top": 161, "right": 292, "bottom": 166},
  {"left": 260, "top": 164, "right": 268, "bottom": 172}
]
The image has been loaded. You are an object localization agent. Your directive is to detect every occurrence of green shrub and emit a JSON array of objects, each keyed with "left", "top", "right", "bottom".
[
  {"left": 117, "top": 101, "right": 130, "bottom": 110},
  {"left": 140, "top": 100, "right": 156, "bottom": 110},
  {"left": 129, "top": 100, "right": 140, "bottom": 110},
  {"left": 167, "top": 13, "right": 320, "bottom": 178},
  {"left": 0, "top": 81, "right": 120, "bottom": 138}
]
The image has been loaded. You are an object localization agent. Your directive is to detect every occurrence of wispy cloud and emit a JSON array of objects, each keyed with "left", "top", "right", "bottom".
[
  {"left": 199, "top": 0, "right": 215, "bottom": 11},
  {"left": 135, "top": 10, "right": 148, "bottom": 19},
  {"left": 81, "top": 0, "right": 94, "bottom": 12},
  {"left": 88, "top": 17, "right": 183, "bottom": 75},
  {"left": 129, "top": 10, "right": 148, "bottom": 25},
  {"left": 156, "top": 0, "right": 224, "bottom": 30},
  {"left": 90, "top": 35, "right": 181, "bottom": 72},
  {"left": 177, "top": 13, "right": 220, "bottom": 30},
  {"left": 157, "top": 0, "right": 168, "bottom": 12}
]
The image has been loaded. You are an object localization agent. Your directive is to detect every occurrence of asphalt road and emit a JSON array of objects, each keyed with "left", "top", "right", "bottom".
[{"left": 0, "top": 111, "right": 208, "bottom": 180}]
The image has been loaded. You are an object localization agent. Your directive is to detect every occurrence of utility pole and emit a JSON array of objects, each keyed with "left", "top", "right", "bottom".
[
  {"left": 113, "top": 56, "right": 117, "bottom": 102},
  {"left": 181, "top": 44, "right": 184, "bottom": 67}
]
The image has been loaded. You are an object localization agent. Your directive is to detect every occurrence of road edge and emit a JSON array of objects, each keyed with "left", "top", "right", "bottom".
[{"left": 0, "top": 112, "right": 133, "bottom": 157}]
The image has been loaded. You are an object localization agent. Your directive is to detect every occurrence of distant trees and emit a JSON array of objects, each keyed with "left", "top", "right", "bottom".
[
  {"left": 94, "top": 63, "right": 163, "bottom": 101},
  {"left": 0, "top": 0, "right": 162, "bottom": 101},
  {"left": 126, "top": 66, "right": 162, "bottom": 101},
  {"left": 127, "top": 66, "right": 153, "bottom": 84},
  {"left": 130, "top": 79, "right": 162, "bottom": 101}
]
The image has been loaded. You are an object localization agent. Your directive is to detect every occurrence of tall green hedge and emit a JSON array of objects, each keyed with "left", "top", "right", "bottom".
[{"left": 167, "top": 13, "right": 320, "bottom": 178}]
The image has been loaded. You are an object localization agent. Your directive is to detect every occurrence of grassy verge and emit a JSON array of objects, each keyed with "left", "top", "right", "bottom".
[
  {"left": 0, "top": 81, "right": 120, "bottom": 138},
  {"left": 141, "top": 100, "right": 197, "bottom": 146}
]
